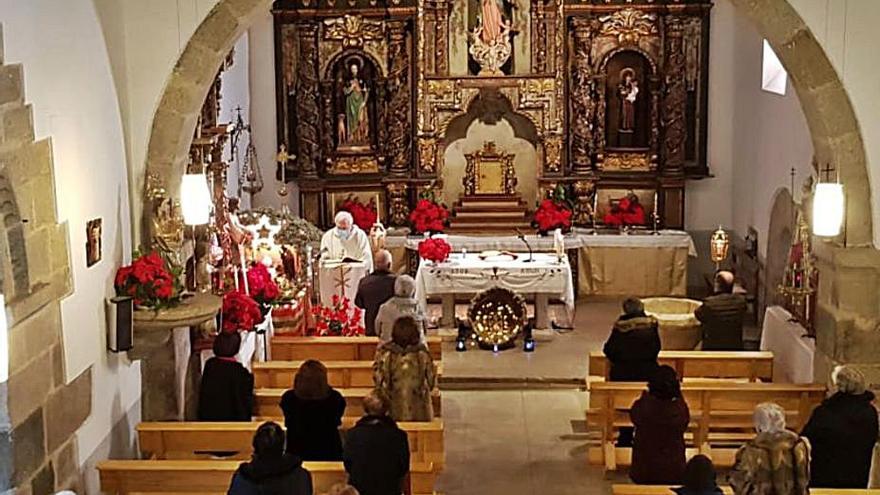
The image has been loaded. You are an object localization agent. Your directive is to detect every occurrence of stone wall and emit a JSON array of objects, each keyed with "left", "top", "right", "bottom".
[{"left": 0, "top": 27, "right": 92, "bottom": 494}]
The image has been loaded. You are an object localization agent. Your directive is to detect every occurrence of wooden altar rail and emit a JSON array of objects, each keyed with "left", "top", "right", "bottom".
[
  {"left": 587, "top": 351, "right": 774, "bottom": 382},
  {"left": 254, "top": 360, "right": 445, "bottom": 388},
  {"left": 97, "top": 460, "right": 436, "bottom": 495},
  {"left": 611, "top": 485, "right": 880, "bottom": 495},
  {"left": 137, "top": 420, "right": 445, "bottom": 468},
  {"left": 254, "top": 387, "right": 442, "bottom": 418},
  {"left": 271, "top": 336, "right": 443, "bottom": 361},
  {"left": 587, "top": 381, "right": 825, "bottom": 471}
]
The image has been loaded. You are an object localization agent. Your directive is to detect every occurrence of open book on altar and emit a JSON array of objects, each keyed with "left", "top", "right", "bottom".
[{"left": 321, "top": 257, "right": 365, "bottom": 268}]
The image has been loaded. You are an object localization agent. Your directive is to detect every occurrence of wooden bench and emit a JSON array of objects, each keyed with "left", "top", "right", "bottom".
[
  {"left": 611, "top": 485, "right": 880, "bottom": 495},
  {"left": 271, "top": 335, "right": 443, "bottom": 361},
  {"left": 587, "top": 381, "right": 825, "bottom": 471},
  {"left": 254, "top": 360, "right": 444, "bottom": 389},
  {"left": 587, "top": 351, "right": 773, "bottom": 382},
  {"left": 254, "top": 387, "right": 442, "bottom": 418},
  {"left": 137, "top": 419, "right": 445, "bottom": 467},
  {"left": 97, "top": 459, "right": 436, "bottom": 494}
]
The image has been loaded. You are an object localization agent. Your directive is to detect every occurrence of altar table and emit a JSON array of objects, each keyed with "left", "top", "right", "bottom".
[
  {"left": 414, "top": 252, "right": 575, "bottom": 329},
  {"left": 760, "top": 305, "right": 815, "bottom": 383}
]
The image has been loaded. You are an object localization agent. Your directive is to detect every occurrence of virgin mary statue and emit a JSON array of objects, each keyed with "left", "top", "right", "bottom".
[
  {"left": 343, "top": 62, "right": 370, "bottom": 146},
  {"left": 480, "top": 0, "right": 504, "bottom": 44}
]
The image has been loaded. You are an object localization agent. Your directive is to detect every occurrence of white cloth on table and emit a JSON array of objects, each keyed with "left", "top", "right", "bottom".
[
  {"left": 320, "top": 225, "right": 374, "bottom": 272},
  {"left": 414, "top": 252, "right": 575, "bottom": 315},
  {"left": 760, "top": 305, "right": 815, "bottom": 384}
]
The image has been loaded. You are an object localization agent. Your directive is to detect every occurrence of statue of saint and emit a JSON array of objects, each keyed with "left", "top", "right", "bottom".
[
  {"left": 618, "top": 68, "right": 639, "bottom": 132},
  {"left": 479, "top": 0, "right": 505, "bottom": 44},
  {"left": 343, "top": 62, "right": 370, "bottom": 146}
]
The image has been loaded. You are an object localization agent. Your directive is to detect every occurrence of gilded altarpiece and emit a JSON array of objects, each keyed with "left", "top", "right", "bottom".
[{"left": 274, "top": 0, "right": 711, "bottom": 229}]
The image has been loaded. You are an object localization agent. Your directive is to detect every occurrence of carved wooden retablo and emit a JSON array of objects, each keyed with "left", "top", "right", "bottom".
[{"left": 464, "top": 142, "right": 517, "bottom": 196}]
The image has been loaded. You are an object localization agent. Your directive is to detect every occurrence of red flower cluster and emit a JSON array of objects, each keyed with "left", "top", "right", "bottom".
[
  {"left": 245, "top": 263, "right": 281, "bottom": 305},
  {"left": 418, "top": 237, "right": 452, "bottom": 263},
  {"left": 534, "top": 199, "right": 572, "bottom": 233},
  {"left": 409, "top": 199, "right": 449, "bottom": 234},
  {"left": 309, "top": 294, "right": 365, "bottom": 336},
  {"left": 115, "top": 252, "right": 180, "bottom": 308},
  {"left": 340, "top": 198, "right": 378, "bottom": 231},
  {"left": 221, "top": 290, "right": 265, "bottom": 332},
  {"left": 603, "top": 196, "right": 646, "bottom": 227}
]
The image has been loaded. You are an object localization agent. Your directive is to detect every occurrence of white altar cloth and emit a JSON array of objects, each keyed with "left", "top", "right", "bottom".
[
  {"left": 760, "top": 306, "right": 816, "bottom": 383},
  {"left": 415, "top": 252, "right": 574, "bottom": 328},
  {"left": 318, "top": 261, "right": 367, "bottom": 327}
]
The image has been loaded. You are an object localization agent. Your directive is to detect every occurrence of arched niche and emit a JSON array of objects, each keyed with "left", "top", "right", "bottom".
[{"left": 601, "top": 49, "right": 655, "bottom": 150}]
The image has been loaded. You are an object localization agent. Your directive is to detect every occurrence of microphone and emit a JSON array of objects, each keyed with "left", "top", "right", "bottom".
[{"left": 514, "top": 228, "right": 534, "bottom": 262}]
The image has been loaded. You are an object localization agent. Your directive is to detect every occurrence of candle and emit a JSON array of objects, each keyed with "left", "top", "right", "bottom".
[{"left": 240, "top": 248, "right": 250, "bottom": 295}]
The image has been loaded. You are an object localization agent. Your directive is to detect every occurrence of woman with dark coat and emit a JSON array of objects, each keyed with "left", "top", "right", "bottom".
[
  {"left": 228, "top": 421, "right": 312, "bottom": 495},
  {"left": 603, "top": 297, "right": 661, "bottom": 382},
  {"left": 630, "top": 365, "right": 690, "bottom": 485},
  {"left": 801, "top": 365, "right": 879, "bottom": 488},
  {"left": 280, "top": 359, "right": 347, "bottom": 461},
  {"left": 198, "top": 331, "right": 254, "bottom": 421},
  {"left": 674, "top": 455, "right": 723, "bottom": 495}
]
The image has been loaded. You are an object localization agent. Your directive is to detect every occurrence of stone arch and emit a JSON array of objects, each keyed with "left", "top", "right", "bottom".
[
  {"left": 143, "top": 0, "right": 873, "bottom": 245},
  {"left": 765, "top": 187, "right": 795, "bottom": 316},
  {"left": 0, "top": 170, "right": 30, "bottom": 298}
]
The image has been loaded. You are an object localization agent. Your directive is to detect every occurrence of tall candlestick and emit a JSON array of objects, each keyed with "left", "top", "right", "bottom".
[{"left": 240, "top": 248, "right": 250, "bottom": 295}]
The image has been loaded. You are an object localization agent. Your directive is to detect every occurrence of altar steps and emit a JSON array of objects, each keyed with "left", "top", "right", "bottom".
[{"left": 448, "top": 195, "right": 533, "bottom": 234}]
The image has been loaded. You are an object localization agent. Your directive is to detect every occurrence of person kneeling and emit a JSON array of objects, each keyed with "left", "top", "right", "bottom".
[
  {"left": 344, "top": 391, "right": 410, "bottom": 495},
  {"left": 228, "top": 421, "right": 312, "bottom": 495}
]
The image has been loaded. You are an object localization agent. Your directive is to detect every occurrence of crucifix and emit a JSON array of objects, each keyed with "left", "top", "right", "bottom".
[{"left": 819, "top": 163, "right": 837, "bottom": 182}]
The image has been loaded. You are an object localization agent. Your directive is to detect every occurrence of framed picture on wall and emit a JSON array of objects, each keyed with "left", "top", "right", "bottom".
[{"left": 86, "top": 218, "right": 102, "bottom": 267}]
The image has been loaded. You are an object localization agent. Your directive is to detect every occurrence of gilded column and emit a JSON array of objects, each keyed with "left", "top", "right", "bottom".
[
  {"left": 295, "top": 23, "right": 321, "bottom": 178},
  {"left": 569, "top": 17, "right": 594, "bottom": 174},
  {"left": 662, "top": 16, "right": 687, "bottom": 176},
  {"left": 387, "top": 21, "right": 413, "bottom": 176}
]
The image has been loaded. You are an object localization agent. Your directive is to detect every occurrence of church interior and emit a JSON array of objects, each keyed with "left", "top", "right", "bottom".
[{"left": 2, "top": 0, "right": 880, "bottom": 493}]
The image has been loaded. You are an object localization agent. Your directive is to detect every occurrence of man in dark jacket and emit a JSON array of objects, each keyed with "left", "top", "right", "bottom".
[
  {"left": 228, "top": 422, "right": 312, "bottom": 495},
  {"left": 603, "top": 297, "right": 661, "bottom": 382},
  {"left": 801, "top": 365, "right": 879, "bottom": 488},
  {"left": 344, "top": 390, "right": 410, "bottom": 495},
  {"left": 695, "top": 271, "right": 747, "bottom": 350},
  {"left": 355, "top": 249, "right": 396, "bottom": 336}
]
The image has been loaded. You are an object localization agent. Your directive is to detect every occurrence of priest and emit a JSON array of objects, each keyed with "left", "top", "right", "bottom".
[{"left": 320, "top": 211, "right": 374, "bottom": 272}]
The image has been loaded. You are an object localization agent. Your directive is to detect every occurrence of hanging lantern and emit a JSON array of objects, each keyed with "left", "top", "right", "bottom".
[
  {"left": 180, "top": 173, "right": 213, "bottom": 225},
  {"left": 812, "top": 182, "right": 844, "bottom": 237},
  {"left": 709, "top": 226, "right": 729, "bottom": 267}
]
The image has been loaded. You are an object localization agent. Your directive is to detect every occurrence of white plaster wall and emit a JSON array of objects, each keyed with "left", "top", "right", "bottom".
[
  {"left": 788, "top": 0, "right": 880, "bottom": 247},
  {"left": 0, "top": 0, "right": 141, "bottom": 470}
]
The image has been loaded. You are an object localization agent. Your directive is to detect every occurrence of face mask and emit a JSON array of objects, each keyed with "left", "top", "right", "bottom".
[{"left": 336, "top": 227, "right": 351, "bottom": 240}]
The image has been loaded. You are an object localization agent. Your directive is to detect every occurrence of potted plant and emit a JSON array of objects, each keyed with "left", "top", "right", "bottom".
[
  {"left": 418, "top": 236, "right": 452, "bottom": 264},
  {"left": 309, "top": 295, "right": 365, "bottom": 336},
  {"left": 339, "top": 195, "right": 379, "bottom": 231},
  {"left": 114, "top": 251, "right": 183, "bottom": 310}
]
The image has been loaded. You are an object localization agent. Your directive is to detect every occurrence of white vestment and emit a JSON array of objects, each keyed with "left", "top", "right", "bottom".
[{"left": 320, "top": 225, "right": 374, "bottom": 272}]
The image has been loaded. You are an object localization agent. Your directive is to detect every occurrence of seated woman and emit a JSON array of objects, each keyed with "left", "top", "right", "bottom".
[
  {"left": 228, "top": 421, "right": 312, "bottom": 495},
  {"left": 280, "top": 360, "right": 346, "bottom": 461},
  {"left": 674, "top": 455, "right": 723, "bottom": 495},
  {"left": 198, "top": 330, "right": 254, "bottom": 421},
  {"left": 374, "top": 316, "right": 436, "bottom": 422},
  {"left": 801, "top": 365, "right": 877, "bottom": 488},
  {"left": 375, "top": 275, "right": 427, "bottom": 347},
  {"left": 630, "top": 365, "right": 690, "bottom": 485},
  {"left": 730, "top": 402, "right": 810, "bottom": 494}
]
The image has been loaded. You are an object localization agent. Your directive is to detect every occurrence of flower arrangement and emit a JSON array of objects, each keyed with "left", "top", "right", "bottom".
[
  {"left": 418, "top": 237, "right": 452, "bottom": 263},
  {"left": 245, "top": 263, "right": 281, "bottom": 306},
  {"left": 114, "top": 251, "right": 182, "bottom": 309},
  {"left": 339, "top": 196, "right": 378, "bottom": 231},
  {"left": 221, "top": 290, "right": 265, "bottom": 332},
  {"left": 309, "top": 295, "right": 365, "bottom": 336},
  {"left": 603, "top": 193, "right": 646, "bottom": 227},
  {"left": 409, "top": 199, "right": 450, "bottom": 234},
  {"left": 533, "top": 199, "right": 572, "bottom": 234}
]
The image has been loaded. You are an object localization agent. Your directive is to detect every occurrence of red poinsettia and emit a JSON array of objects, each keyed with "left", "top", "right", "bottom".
[
  {"left": 409, "top": 199, "right": 450, "bottom": 234},
  {"left": 114, "top": 251, "right": 182, "bottom": 308},
  {"left": 308, "top": 294, "right": 365, "bottom": 336},
  {"left": 340, "top": 197, "right": 378, "bottom": 231},
  {"left": 418, "top": 237, "right": 452, "bottom": 263},
  {"left": 244, "top": 263, "right": 281, "bottom": 306},
  {"left": 221, "top": 290, "right": 265, "bottom": 332},
  {"left": 603, "top": 196, "right": 646, "bottom": 227},
  {"left": 533, "top": 199, "right": 572, "bottom": 233}
]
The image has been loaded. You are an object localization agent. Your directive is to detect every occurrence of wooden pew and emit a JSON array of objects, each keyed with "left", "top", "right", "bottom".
[
  {"left": 137, "top": 419, "right": 445, "bottom": 467},
  {"left": 587, "top": 381, "right": 825, "bottom": 471},
  {"left": 97, "top": 459, "right": 435, "bottom": 494},
  {"left": 254, "top": 387, "right": 443, "bottom": 418},
  {"left": 611, "top": 485, "right": 880, "bottom": 495},
  {"left": 254, "top": 360, "right": 444, "bottom": 388},
  {"left": 588, "top": 350, "right": 773, "bottom": 382},
  {"left": 270, "top": 335, "right": 443, "bottom": 361}
]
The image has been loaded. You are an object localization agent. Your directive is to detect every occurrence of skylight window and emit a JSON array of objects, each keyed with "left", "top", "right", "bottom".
[{"left": 762, "top": 39, "right": 788, "bottom": 96}]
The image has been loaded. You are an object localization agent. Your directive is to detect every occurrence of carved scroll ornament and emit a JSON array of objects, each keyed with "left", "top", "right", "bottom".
[
  {"left": 323, "top": 15, "right": 385, "bottom": 48},
  {"left": 598, "top": 9, "right": 658, "bottom": 45}
]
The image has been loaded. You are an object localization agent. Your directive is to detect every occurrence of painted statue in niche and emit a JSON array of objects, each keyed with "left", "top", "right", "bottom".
[
  {"left": 333, "top": 53, "right": 378, "bottom": 152},
  {"left": 468, "top": 0, "right": 515, "bottom": 75},
  {"left": 605, "top": 51, "right": 652, "bottom": 149}
]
